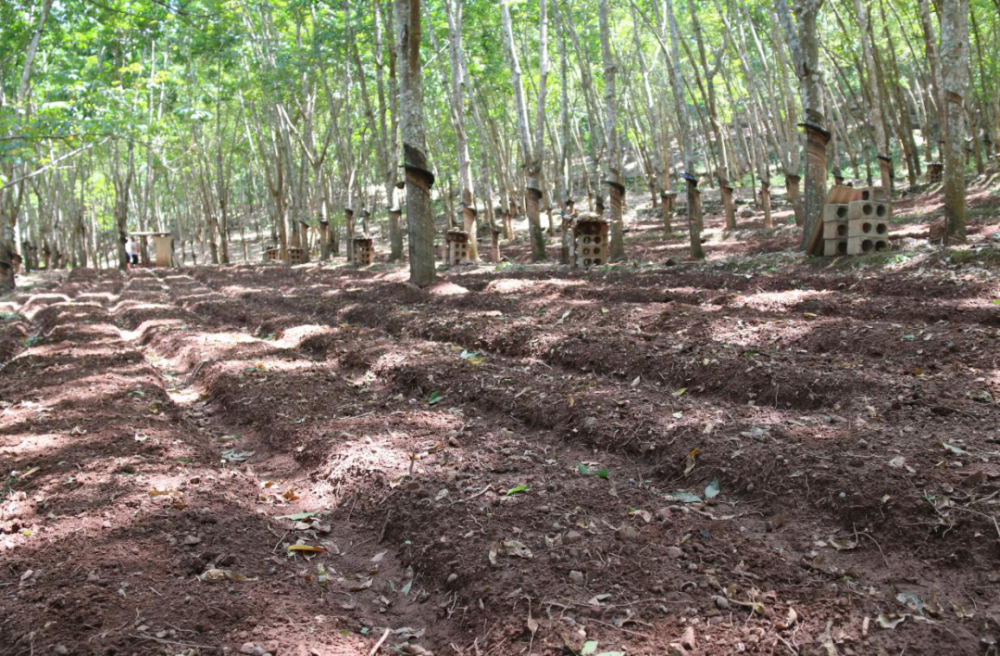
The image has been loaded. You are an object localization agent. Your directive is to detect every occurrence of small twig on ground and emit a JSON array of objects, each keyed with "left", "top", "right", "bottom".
[
  {"left": 451, "top": 484, "right": 493, "bottom": 506},
  {"left": 378, "top": 509, "right": 392, "bottom": 544},
  {"left": 368, "top": 628, "right": 390, "bottom": 655},
  {"left": 131, "top": 634, "right": 219, "bottom": 651},
  {"left": 854, "top": 528, "right": 890, "bottom": 569},
  {"left": 272, "top": 530, "right": 289, "bottom": 554}
]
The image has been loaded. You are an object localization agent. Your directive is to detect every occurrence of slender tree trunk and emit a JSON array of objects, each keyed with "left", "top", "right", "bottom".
[
  {"left": 444, "top": 0, "right": 477, "bottom": 262},
  {"left": 501, "top": 0, "right": 548, "bottom": 262},
  {"left": 395, "top": 0, "right": 435, "bottom": 285},
  {"left": 599, "top": 0, "right": 625, "bottom": 261},
  {"left": 666, "top": 0, "right": 703, "bottom": 260},
  {"left": 940, "top": 0, "right": 969, "bottom": 244}
]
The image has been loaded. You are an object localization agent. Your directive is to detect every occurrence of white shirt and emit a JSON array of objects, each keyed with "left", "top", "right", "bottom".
[{"left": 125, "top": 240, "right": 135, "bottom": 256}]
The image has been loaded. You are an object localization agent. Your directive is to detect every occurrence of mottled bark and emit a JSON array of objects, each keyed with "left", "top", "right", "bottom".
[
  {"left": 501, "top": 0, "right": 548, "bottom": 262},
  {"left": 599, "top": 0, "right": 625, "bottom": 261},
  {"left": 395, "top": 0, "right": 436, "bottom": 285},
  {"left": 940, "top": 0, "right": 969, "bottom": 244}
]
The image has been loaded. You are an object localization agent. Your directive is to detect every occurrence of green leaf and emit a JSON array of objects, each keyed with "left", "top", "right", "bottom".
[
  {"left": 674, "top": 388, "right": 687, "bottom": 397},
  {"left": 594, "top": 468, "right": 610, "bottom": 479},
  {"left": 942, "top": 442, "right": 968, "bottom": 455},
  {"left": 705, "top": 477, "right": 720, "bottom": 499},
  {"left": 665, "top": 491, "right": 702, "bottom": 503},
  {"left": 991, "top": 299, "right": 1000, "bottom": 306},
  {"left": 597, "top": 652, "right": 626, "bottom": 656},
  {"left": 505, "top": 483, "right": 529, "bottom": 496},
  {"left": 576, "top": 462, "right": 590, "bottom": 475},
  {"left": 460, "top": 349, "right": 485, "bottom": 365},
  {"left": 581, "top": 641, "right": 599, "bottom": 655},
  {"left": 427, "top": 390, "right": 443, "bottom": 406}
]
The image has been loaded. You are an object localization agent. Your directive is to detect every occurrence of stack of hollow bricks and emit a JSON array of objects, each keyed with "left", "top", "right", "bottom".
[
  {"left": 352, "top": 237, "right": 374, "bottom": 265},
  {"left": 573, "top": 213, "right": 609, "bottom": 267},
  {"left": 446, "top": 228, "right": 469, "bottom": 265},
  {"left": 823, "top": 187, "right": 891, "bottom": 256}
]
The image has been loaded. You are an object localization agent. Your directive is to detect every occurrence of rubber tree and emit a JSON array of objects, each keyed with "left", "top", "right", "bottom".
[
  {"left": 501, "top": 0, "right": 548, "bottom": 262},
  {"left": 444, "top": 0, "right": 477, "bottom": 262},
  {"left": 395, "top": 0, "right": 435, "bottom": 285},
  {"left": 940, "top": 0, "right": 969, "bottom": 244},
  {"left": 0, "top": 0, "right": 53, "bottom": 291},
  {"left": 598, "top": 0, "right": 625, "bottom": 261},
  {"left": 777, "top": 0, "right": 829, "bottom": 251},
  {"left": 852, "top": 0, "right": 892, "bottom": 192},
  {"left": 665, "top": 0, "right": 703, "bottom": 260}
]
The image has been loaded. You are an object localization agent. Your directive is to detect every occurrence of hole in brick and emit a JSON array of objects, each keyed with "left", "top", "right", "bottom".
[
  {"left": 837, "top": 225, "right": 847, "bottom": 237},
  {"left": 874, "top": 240, "right": 888, "bottom": 252},
  {"left": 876, "top": 223, "right": 887, "bottom": 235},
  {"left": 837, "top": 242, "right": 847, "bottom": 254},
  {"left": 862, "top": 222, "right": 872, "bottom": 233},
  {"left": 876, "top": 205, "right": 886, "bottom": 218},
  {"left": 594, "top": 258, "right": 602, "bottom": 265},
  {"left": 862, "top": 239, "right": 874, "bottom": 252},
  {"left": 592, "top": 247, "right": 602, "bottom": 256},
  {"left": 862, "top": 190, "right": 871, "bottom": 200},
  {"left": 594, "top": 236, "right": 602, "bottom": 244},
  {"left": 837, "top": 206, "right": 848, "bottom": 218},
  {"left": 862, "top": 203, "right": 873, "bottom": 216},
  {"left": 584, "top": 258, "right": 593, "bottom": 266}
]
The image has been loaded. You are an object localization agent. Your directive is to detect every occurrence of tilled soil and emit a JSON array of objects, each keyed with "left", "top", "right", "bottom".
[{"left": 3, "top": 202, "right": 1000, "bottom": 655}]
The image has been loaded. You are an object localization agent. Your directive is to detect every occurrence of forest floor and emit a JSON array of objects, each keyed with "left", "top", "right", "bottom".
[{"left": 2, "top": 179, "right": 1000, "bottom": 656}]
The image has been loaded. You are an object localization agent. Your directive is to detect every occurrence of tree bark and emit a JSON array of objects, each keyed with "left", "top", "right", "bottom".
[
  {"left": 395, "top": 0, "right": 436, "bottom": 285},
  {"left": 940, "top": 0, "right": 969, "bottom": 244},
  {"left": 501, "top": 0, "right": 548, "bottom": 262},
  {"left": 598, "top": 0, "right": 625, "bottom": 261},
  {"left": 444, "top": 0, "right": 477, "bottom": 262}
]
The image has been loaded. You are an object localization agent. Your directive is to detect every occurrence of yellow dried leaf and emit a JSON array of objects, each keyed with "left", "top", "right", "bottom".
[{"left": 684, "top": 446, "right": 700, "bottom": 476}]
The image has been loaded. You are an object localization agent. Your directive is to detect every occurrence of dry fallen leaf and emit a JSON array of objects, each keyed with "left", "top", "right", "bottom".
[
  {"left": 148, "top": 489, "right": 178, "bottom": 497},
  {"left": 488, "top": 539, "right": 533, "bottom": 566},
  {"left": 287, "top": 544, "right": 324, "bottom": 553},
  {"left": 684, "top": 446, "right": 700, "bottom": 476},
  {"left": 200, "top": 568, "right": 251, "bottom": 583}
]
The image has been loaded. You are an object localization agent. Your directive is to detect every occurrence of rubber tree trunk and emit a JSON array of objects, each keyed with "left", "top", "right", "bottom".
[
  {"left": 396, "top": 0, "right": 436, "bottom": 285},
  {"left": 685, "top": 177, "right": 705, "bottom": 260},
  {"left": 390, "top": 181, "right": 405, "bottom": 261},
  {"left": 721, "top": 184, "right": 736, "bottom": 231},
  {"left": 461, "top": 204, "right": 478, "bottom": 261},
  {"left": 800, "top": 123, "right": 831, "bottom": 249},
  {"left": 760, "top": 182, "right": 774, "bottom": 229},
  {"left": 786, "top": 174, "right": 803, "bottom": 226},
  {"left": 660, "top": 191, "right": 674, "bottom": 234},
  {"left": 940, "top": 0, "right": 969, "bottom": 244},
  {"left": 608, "top": 180, "right": 625, "bottom": 261},
  {"left": 525, "top": 186, "right": 546, "bottom": 261},
  {"left": 344, "top": 208, "right": 355, "bottom": 262}
]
